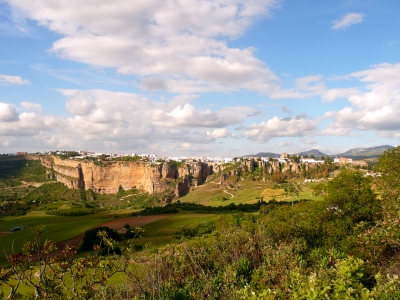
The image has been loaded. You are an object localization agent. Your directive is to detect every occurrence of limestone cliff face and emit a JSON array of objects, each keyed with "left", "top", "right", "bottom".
[
  {"left": 37, "top": 156, "right": 223, "bottom": 196},
  {"left": 5, "top": 154, "right": 326, "bottom": 197}
]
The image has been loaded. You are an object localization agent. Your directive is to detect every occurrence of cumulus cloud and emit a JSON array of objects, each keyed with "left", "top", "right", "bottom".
[
  {"left": 269, "top": 73, "right": 363, "bottom": 102},
  {"left": 65, "top": 91, "right": 96, "bottom": 116},
  {"left": 331, "top": 12, "right": 365, "bottom": 30},
  {"left": 0, "top": 74, "right": 29, "bottom": 85},
  {"left": 281, "top": 106, "right": 291, "bottom": 113},
  {"left": 21, "top": 102, "right": 43, "bottom": 114},
  {"left": 242, "top": 114, "right": 318, "bottom": 143},
  {"left": 153, "top": 103, "right": 257, "bottom": 128},
  {"left": 277, "top": 142, "right": 293, "bottom": 147},
  {"left": 0, "top": 103, "right": 19, "bottom": 122},
  {"left": 207, "top": 128, "right": 230, "bottom": 139},
  {"left": 323, "top": 63, "right": 400, "bottom": 135},
  {"left": 0, "top": 88, "right": 260, "bottom": 153},
  {"left": 141, "top": 77, "right": 167, "bottom": 91},
  {"left": 6, "top": 0, "right": 282, "bottom": 94}
]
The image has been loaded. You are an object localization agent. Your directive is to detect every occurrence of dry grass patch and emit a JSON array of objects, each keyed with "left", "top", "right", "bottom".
[{"left": 261, "top": 188, "right": 284, "bottom": 199}]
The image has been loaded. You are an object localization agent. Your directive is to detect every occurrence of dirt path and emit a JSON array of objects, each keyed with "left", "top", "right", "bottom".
[
  {"left": 0, "top": 232, "right": 10, "bottom": 237},
  {"left": 223, "top": 190, "right": 234, "bottom": 198},
  {"left": 54, "top": 214, "right": 170, "bottom": 254},
  {"left": 192, "top": 181, "right": 220, "bottom": 188},
  {"left": 20, "top": 181, "right": 45, "bottom": 188}
]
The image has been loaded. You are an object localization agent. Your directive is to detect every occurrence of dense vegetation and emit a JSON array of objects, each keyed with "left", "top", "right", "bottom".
[
  {"left": 1, "top": 148, "right": 400, "bottom": 298},
  {"left": 132, "top": 200, "right": 306, "bottom": 216}
]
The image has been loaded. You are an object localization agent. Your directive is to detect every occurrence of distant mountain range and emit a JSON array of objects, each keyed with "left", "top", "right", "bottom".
[
  {"left": 247, "top": 145, "right": 394, "bottom": 160},
  {"left": 336, "top": 145, "right": 394, "bottom": 158}
]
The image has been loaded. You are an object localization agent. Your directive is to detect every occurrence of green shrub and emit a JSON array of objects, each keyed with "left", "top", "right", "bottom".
[{"left": 79, "top": 227, "right": 121, "bottom": 252}]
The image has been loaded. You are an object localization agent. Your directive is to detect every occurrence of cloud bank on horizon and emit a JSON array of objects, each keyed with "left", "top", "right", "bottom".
[{"left": 0, "top": 0, "right": 399, "bottom": 156}]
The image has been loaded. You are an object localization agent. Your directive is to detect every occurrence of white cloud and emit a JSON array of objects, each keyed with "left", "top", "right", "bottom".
[
  {"left": 141, "top": 77, "right": 167, "bottom": 91},
  {"left": 303, "top": 139, "right": 317, "bottom": 145},
  {"left": 0, "top": 74, "right": 29, "bottom": 85},
  {"left": 153, "top": 103, "right": 256, "bottom": 128},
  {"left": 323, "top": 63, "right": 400, "bottom": 135},
  {"left": 281, "top": 106, "right": 291, "bottom": 113},
  {"left": 6, "top": 0, "right": 281, "bottom": 94},
  {"left": 207, "top": 128, "right": 230, "bottom": 139},
  {"left": 0, "top": 89, "right": 261, "bottom": 153},
  {"left": 277, "top": 142, "right": 293, "bottom": 147},
  {"left": 242, "top": 114, "right": 318, "bottom": 143},
  {"left": 65, "top": 91, "right": 96, "bottom": 116},
  {"left": 331, "top": 12, "right": 365, "bottom": 30},
  {"left": 21, "top": 102, "right": 43, "bottom": 114},
  {"left": 0, "top": 102, "right": 19, "bottom": 122}
]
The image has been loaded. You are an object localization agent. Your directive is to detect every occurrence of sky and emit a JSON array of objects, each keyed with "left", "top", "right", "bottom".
[{"left": 0, "top": 0, "right": 400, "bottom": 157}]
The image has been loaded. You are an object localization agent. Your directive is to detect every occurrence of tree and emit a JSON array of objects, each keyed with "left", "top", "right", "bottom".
[
  {"left": 2, "top": 227, "right": 129, "bottom": 299},
  {"left": 325, "top": 156, "right": 332, "bottom": 164},
  {"left": 376, "top": 146, "right": 400, "bottom": 205},
  {"left": 324, "top": 169, "right": 381, "bottom": 223},
  {"left": 79, "top": 226, "right": 121, "bottom": 252}
]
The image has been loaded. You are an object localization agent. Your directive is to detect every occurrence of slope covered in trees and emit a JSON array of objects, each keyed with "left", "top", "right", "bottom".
[{"left": 2, "top": 147, "right": 400, "bottom": 299}]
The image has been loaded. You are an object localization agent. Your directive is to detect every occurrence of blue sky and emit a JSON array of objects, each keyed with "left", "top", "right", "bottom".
[{"left": 0, "top": 0, "right": 400, "bottom": 156}]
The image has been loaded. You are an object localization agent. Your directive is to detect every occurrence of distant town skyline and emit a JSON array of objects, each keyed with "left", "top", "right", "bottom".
[{"left": 1, "top": 1, "right": 400, "bottom": 156}]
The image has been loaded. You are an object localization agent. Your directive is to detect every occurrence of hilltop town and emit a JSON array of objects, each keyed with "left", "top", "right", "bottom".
[{"left": 8, "top": 147, "right": 378, "bottom": 168}]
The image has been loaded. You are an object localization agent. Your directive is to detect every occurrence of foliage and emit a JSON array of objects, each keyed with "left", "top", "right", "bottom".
[
  {"left": 46, "top": 208, "right": 104, "bottom": 216},
  {"left": 0, "top": 226, "right": 130, "bottom": 299},
  {"left": 111, "top": 155, "right": 141, "bottom": 162},
  {"left": 168, "top": 160, "right": 182, "bottom": 168},
  {"left": 79, "top": 226, "right": 122, "bottom": 252},
  {"left": 22, "top": 182, "right": 90, "bottom": 203},
  {"left": 56, "top": 151, "right": 80, "bottom": 159},
  {"left": 3, "top": 168, "right": 400, "bottom": 299},
  {"left": 0, "top": 160, "right": 46, "bottom": 182},
  {"left": 131, "top": 200, "right": 289, "bottom": 216},
  {"left": 323, "top": 169, "right": 381, "bottom": 223},
  {"left": 0, "top": 160, "right": 48, "bottom": 201},
  {"left": 173, "top": 220, "right": 216, "bottom": 240},
  {"left": 376, "top": 146, "right": 400, "bottom": 205}
]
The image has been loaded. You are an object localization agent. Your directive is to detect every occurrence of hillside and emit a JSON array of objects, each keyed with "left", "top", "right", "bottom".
[
  {"left": 336, "top": 145, "right": 394, "bottom": 159},
  {"left": 248, "top": 149, "right": 329, "bottom": 158},
  {"left": 297, "top": 149, "right": 328, "bottom": 157},
  {"left": 247, "top": 145, "right": 393, "bottom": 160}
]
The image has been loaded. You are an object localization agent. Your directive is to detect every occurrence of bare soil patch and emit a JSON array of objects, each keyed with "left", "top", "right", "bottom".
[
  {"left": 54, "top": 215, "right": 170, "bottom": 254},
  {"left": 0, "top": 232, "right": 10, "bottom": 237},
  {"left": 101, "top": 215, "right": 170, "bottom": 230}
]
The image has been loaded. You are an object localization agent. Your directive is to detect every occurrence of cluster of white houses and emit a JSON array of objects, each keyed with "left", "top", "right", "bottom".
[{"left": 11, "top": 150, "right": 368, "bottom": 167}]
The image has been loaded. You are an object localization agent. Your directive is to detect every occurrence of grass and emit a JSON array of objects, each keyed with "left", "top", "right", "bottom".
[
  {"left": 131, "top": 213, "right": 219, "bottom": 248},
  {"left": 2, "top": 261, "right": 129, "bottom": 298},
  {"left": 0, "top": 210, "right": 220, "bottom": 265},
  {"left": 22, "top": 182, "right": 92, "bottom": 202},
  {"left": 0, "top": 159, "right": 49, "bottom": 201},
  {"left": 180, "top": 176, "right": 324, "bottom": 206},
  {"left": 0, "top": 160, "right": 46, "bottom": 182},
  {"left": 0, "top": 214, "right": 112, "bottom": 264}
]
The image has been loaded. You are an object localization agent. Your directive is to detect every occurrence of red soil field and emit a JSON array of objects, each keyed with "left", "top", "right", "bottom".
[{"left": 55, "top": 215, "right": 170, "bottom": 252}]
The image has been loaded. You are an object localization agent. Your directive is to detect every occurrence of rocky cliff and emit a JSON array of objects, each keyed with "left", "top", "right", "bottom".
[
  {"left": 36, "top": 155, "right": 223, "bottom": 197},
  {"left": 8, "top": 155, "right": 327, "bottom": 198}
]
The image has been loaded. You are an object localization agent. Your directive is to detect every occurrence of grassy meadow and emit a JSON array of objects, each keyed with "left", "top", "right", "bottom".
[
  {"left": 0, "top": 214, "right": 112, "bottom": 264},
  {"left": 132, "top": 213, "right": 219, "bottom": 247},
  {"left": 0, "top": 157, "right": 324, "bottom": 268},
  {"left": 180, "top": 176, "right": 324, "bottom": 206}
]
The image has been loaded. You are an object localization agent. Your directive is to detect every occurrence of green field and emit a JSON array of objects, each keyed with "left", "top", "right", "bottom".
[
  {"left": 134, "top": 213, "right": 219, "bottom": 247},
  {"left": 0, "top": 210, "right": 221, "bottom": 265},
  {"left": 180, "top": 177, "right": 324, "bottom": 206},
  {"left": 0, "top": 214, "right": 112, "bottom": 264}
]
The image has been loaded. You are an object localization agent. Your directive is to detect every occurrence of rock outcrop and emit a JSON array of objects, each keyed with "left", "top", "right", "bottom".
[
  {"left": 35, "top": 156, "right": 223, "bottom": 197},
  {"left": 7, "top": 154, "right": 326, "bottom": 198}
]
